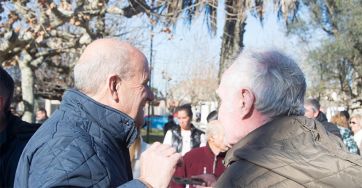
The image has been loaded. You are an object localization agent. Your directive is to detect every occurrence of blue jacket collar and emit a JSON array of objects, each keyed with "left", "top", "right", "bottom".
[{"left": 60, "top": 89, "right": 138, "bottom": 148}]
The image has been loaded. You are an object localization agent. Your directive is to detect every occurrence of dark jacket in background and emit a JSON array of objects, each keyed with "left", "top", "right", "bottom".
[
  {"left": 0, "top": 113, "right": 39, "bottom": 188},
  {"left": 171, "top": 125, "right": 204, "bottom": 153},
  {"left": 216, "top": 116, "right": 362, "bottom": 188},
  {"left": 316, "top": 111, "right": 343, "bottom": 139},
  {"left": 15, "top": 89, "right": 147, "bottom": 188}
]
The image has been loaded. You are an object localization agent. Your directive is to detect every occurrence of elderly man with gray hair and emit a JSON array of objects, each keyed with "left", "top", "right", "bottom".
[
  {"left": 171, "top": 112, "right": 228, "bottom": 188},
  {"left": 197, "top": 49, "right": 362, "bottom": 187},
  {"left": 304, "top": 98, "right": 343, "bottom": 139},
  {"left": 15, "top": 38, "right": 181, "bottom": 188}
]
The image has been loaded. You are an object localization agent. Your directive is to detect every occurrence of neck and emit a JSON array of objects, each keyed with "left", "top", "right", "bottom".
[
  {"left": 181, "top": 124, "right": 192, "bottom": 130},
  {"left": 208, "top": 142, "right": 220, "bottom": 156},
  {"left": 239, "top": 110, "right": 271, "bottom": 141}
]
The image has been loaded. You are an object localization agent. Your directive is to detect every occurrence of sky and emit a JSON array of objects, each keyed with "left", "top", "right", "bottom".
[{"left": 145, "top": 4, "right": 309, "bottom": 96}]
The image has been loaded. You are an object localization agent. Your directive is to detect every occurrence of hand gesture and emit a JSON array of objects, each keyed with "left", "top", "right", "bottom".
[{"left": 139, "top": 142, "right": 182, "bottom": 188}]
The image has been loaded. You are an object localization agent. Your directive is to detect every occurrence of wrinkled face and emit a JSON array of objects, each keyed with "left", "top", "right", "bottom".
[
  {"left": 217, "top": 68, "right": 244, "bottom": 146},
  {"left": 304, "top": 104, "right": 316, "bottom": 119},
  {"left": 177, "top": 110, "right": 191, "bottom": 130},
  {"left": 350, "top": 117, "right": 361, "bottom": 134},
  {"left": 118, "top": 55, "right": 154, "bottom": 127}
]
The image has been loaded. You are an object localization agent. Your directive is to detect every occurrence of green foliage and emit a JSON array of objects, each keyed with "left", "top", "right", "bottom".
[{"left": 293, "top": 0, "right": 362, "bottom": 108}]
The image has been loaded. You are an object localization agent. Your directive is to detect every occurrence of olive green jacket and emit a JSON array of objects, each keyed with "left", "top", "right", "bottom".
[{"left": 216, "top": 116, "right": 362, "bottom": 188}]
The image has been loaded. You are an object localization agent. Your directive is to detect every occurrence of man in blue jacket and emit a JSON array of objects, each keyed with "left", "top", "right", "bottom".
[{"left": 15, "top": 38, "right": 181, "bottom": 188}]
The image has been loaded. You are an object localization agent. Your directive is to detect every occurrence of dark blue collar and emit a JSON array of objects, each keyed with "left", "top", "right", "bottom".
[{"left": 60, "top": 89, "right": 138, "bottom": 148}]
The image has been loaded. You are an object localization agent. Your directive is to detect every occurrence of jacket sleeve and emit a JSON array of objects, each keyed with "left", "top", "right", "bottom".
[
  {"left": 117, "top": 179, "right": 147, "bottom": 188},
  {"left": 170, "top": 156, "right": 186, "bottom": 188}
]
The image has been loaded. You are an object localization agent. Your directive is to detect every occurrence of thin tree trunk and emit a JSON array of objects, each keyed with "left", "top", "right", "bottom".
[
  {"left": 18, "top": 51, "right": 35, "bottom": 123},
  {"left": 218, "top": 0, "right": 247, "bottom": 82}
]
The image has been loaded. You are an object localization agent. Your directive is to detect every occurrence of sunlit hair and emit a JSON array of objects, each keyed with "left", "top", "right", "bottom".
[
  {"left": 74, "top": 38, "right": 134, "bottom": 95},
  {"left": 304, "top": 99, "right": 321, "bottom": 112},
  {"left": 331, "top": 112, "right": 349, "bottom": 128},
  {"left": 0, "top": 67, "right": 14, "bottom": 112},
  {"left": 230, "top": 49, "right": 306, "bottom": 118},
  {"left": 205, "top": 120, "right": 224, "bottom": 140}
]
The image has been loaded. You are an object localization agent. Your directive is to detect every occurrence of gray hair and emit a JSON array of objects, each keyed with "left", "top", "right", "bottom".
[
  {"left": 74, "top": 39, "right": 134, "bottom": 95},
  {"left": 304, "top": 99, "right": 320, "bottom": 112},
  {"left": 205, "top": 120, "right": 224, "bottom": 140},
  {"left": 231, "top": 49, "right": 306, "bottom": 118}
]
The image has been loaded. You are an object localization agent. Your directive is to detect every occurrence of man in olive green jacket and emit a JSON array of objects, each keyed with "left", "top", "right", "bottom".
[
  {"left": 217, "top": 116, "right": 362, "bottom": 187},
  {"left": 203, "top": 50, "right": 362, "bottom": 187}
]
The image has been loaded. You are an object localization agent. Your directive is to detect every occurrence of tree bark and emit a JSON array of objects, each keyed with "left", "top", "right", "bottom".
[
  {"left": 218, "top": 0, "right": 247, "bottom": 82},
  {"left": 18, "top": 51, "right": 35, "bottom": 123}
]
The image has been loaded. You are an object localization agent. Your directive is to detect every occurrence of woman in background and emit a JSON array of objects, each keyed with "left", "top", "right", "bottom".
[
  {"left": 331, "top": 112, "right": 359, "bottom": 154},
  {"left": 129, "top": 130, "right": 149, "bottom": 178},
  {"left": 163, "top": 104, "right": 205, "bottom": 155},
  {"left": 350, "top": 114, "right": 362, "bottom": 152}
]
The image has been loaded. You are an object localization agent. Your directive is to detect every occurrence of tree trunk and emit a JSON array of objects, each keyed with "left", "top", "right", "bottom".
[
  {"left": 18, "top": 51, "right": 35, "bottom": 123},
  {"left": 218, "top": 0, "right": 247, "bottom": 81}
]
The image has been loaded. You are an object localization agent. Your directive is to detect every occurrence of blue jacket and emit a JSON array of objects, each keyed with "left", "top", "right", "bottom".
[{"left": 15, "top": 89, "right": 147, "bottom": 188}]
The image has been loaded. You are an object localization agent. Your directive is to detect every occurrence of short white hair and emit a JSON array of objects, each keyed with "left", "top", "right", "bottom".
[
  {"left": 74, "top": 39, "right": 134, "bottom": 94},
  {"left": 205, "top": 120, "right": 224, "bottom": 140},
  {"left": 230, "top": 49, "right": 306, "bottom": 118}
]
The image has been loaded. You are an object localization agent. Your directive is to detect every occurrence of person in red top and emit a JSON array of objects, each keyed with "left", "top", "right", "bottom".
[{"left": 171, "top": 112, "right": 229, "bottom": 188}]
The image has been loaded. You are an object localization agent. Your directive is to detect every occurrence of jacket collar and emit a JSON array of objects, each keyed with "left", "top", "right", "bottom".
[
  {"left": 206, "top": 143, "right": 226, "bottom": 158},
  {"left": 316, "top": 111, "right": 328, "bottom": 123},
  {"left": 60, "top": 89, "right": 138, "bottom": 148},
  {"left": 224, "top": 116, "right": 320, "bottom": 166},
  {"left": 224, "top": 116, "right": 362, "bottom": 167}
]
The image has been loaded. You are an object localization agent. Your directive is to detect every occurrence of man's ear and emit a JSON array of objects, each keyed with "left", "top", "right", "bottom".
[
  {"left": 240, "top": 88, "right": 255, "bottom": 119},
  {"left": 108, "top": 75, "right": 120, "bottom": 102}
]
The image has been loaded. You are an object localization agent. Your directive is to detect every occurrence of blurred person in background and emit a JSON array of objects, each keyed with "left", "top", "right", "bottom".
[
  {"left": 0, "top": 67, "right": 39, "bottom": 188},
  {"left": 163, "top": 114, "right": 177, "bottom": 136},
  {"left": 331, "top": 112, "right": 359, "bottom": 154},
  {"left": 171, "top": 111, "right": 228, "bottom": 188},
  {"left": 350, "top": 114, "right": 362, "bottom": 151},
  {"left": 304, "top": 99, "right": 342, "bottom": 139},
  {"left": 35, "top": 107, "right": 48, "bottom": 124},
  {"left": 163, "top": 104, "right": 206, "bottom": 155},
  {"left": 129, "top": 127, "right": 150, "bottom": 178},
  {"left": 206, "top": 110, "right": 218, "bottom": 123}
]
